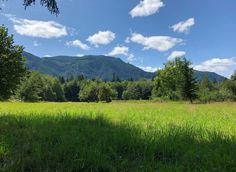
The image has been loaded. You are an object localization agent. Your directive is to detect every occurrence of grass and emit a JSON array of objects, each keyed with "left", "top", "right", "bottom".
[{"left": 0, "top": 101, "right": 236, "bottom": 171}]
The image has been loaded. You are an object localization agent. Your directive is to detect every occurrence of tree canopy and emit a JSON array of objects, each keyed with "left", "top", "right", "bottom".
[
  {"left": 1, "top": 0, "right": 59, "bottom": 14},
  {"left": 0, "top": 26, "right": 26, "bottom": 100}
]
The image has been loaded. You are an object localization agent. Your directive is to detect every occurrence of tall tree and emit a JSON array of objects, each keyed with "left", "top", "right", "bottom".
[
  {"left": 0, "top": 26, "right": 26, "bottom": 100},
  {"left": 153, "top": 57, "right": 197, "bottom": 102},
  {"left": 1, "top": 0, "right": 59, "bottom": 14},
  {"left": 176, "top": 58, "right": 197, "bottom": 103}
]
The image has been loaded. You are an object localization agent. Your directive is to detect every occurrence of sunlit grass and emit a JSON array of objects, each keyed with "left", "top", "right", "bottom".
[{"left": 0, "top": 101, "right": 236, "bottom": 171}]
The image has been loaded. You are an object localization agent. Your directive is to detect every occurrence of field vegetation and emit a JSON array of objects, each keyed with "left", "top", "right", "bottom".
[{"left": 0, "top": 102, "right": 236, "bottom": 171}]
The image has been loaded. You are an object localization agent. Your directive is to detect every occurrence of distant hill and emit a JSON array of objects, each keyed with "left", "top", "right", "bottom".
[
  {"left": 23, "top": 52, "right": 155, "bottom": 80},
  {"left": 23, "top": 52, "right": 227, "bottom": 82},
  {"left": 194, "top": 70, "right": 227, "bottom": 82}
]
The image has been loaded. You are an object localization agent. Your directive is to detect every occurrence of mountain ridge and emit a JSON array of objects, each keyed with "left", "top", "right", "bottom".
[{"left": 23, "top": 51, "right": 227, "bottom": 82}]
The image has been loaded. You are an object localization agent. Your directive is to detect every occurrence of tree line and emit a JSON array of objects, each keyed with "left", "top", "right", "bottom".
[{"left": 1, "top": 26, "right": 236, "bottom": 103}]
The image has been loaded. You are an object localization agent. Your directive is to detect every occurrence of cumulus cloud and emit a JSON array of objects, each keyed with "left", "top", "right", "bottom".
[
  {"left": 66, "top": 40, "right": 90, "bottom": 50},
  {"left": 87, "top": 31, "right": 115, "bottom": 46},
  {"left": 171, "top": 18, "right": 195, "bottom": 33},
  {"left": 128, "top": 33, "right": 183, "bottom": 52},
  {"left": 108, "top": 46, "right": 129, "bottom": 56},
  {"left": 168, "top": 51, "right": 186, "bottom": 60},
  {"left": 194, "top": 58, "right": 236, "bottom": 73},
  {"left": 7, "top": 16, "right": 68, "bottom": 38},
  {"left": 138, "top": 66, "right": 160, "bottom": 72},
  {"left": 130, "top": 0, "right": 164, "bottom": 18},
  {"left": 107, "top": 45, "right": 136, "bottom": 62}
]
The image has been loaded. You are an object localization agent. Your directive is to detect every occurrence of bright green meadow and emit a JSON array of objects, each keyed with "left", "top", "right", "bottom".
[{"left": 0, "top": 101, "right": 236, "bottom": 171}]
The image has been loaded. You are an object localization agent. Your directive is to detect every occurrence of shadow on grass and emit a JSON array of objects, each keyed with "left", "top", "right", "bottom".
[{"left": 0, "top": 114, "right": 236, "bottom": 172}]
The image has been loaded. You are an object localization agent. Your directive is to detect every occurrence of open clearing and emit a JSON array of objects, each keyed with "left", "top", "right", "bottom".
[{"left": 0, "top": 102, "right": 236, "bottom": 171}]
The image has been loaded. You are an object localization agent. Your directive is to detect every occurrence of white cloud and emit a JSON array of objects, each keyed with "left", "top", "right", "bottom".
[
  {"left": 194, "top": 58, "right": 236, "bottom": 73},
  {"left": 87, "top": 31, "right": 115, "bottom": 46},
  {"left": 130, "top": 0, "right": 164, "bottom": 18},
  {"left": 33, "top": 41, "right": 40, "bottom": 47},
  {"left": 138, "top": 66, "right": 160, "bottom": 72},
  {"left": 108, "top": 46, "right": 129, "bottom": 56},
  {"left": 128, "top": 33, "right": 183, "bottom": 52},
  {"left": 76, "top": 54, "right": 84, "bottom": 57},
  {"left": 43, "top": 55, "right": 52, "bottom": 57},
  {"left": 8, "top": 16, "right": 68, "bottom": 38},
  {"left": 171, "top": 18, "right": 195, "bottom": 33},
  {"left": 168, "top": 51, "right": 186, "bottom": 60},
  {"left": 107, "top": 45, "right": 136, "bottom": 62},
  {"left": 127, "top": 54, "right": 136, "bottom": 62},
  {"left": 66, "top": 40, "right": 90, "bottom": 50}
]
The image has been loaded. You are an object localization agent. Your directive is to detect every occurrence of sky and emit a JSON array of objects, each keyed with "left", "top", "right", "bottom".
[{"left": 0, "top": 0, "right": 236, "bottom": 77}]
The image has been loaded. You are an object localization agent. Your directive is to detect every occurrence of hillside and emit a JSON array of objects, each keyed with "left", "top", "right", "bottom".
[
  {"left": 23, "top": 52, "right": 227, "bottom": 81},
  {"left": 23, "top": 52, "right": 155, "bottom": 80}
]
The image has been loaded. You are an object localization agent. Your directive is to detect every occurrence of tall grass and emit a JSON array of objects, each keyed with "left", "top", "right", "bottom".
[{"left": 0, "top": 102, "right": 236, "bottom": 171}]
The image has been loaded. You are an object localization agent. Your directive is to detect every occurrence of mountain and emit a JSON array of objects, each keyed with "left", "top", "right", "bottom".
[
  {"left": 23, "top": 52, "right": 155, "bottom": 80},
  {"left": 23, "top": 52, "right": 227, "bottom": 82},
  {"left": 194, "top": 70, "right": 227, "bottom": 82}
]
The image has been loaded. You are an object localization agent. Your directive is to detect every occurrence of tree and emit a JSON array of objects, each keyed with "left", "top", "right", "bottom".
[
  {"left": 0, "top": 26, "right": 26, "bottom": 100},
  {"left": 19, "top": 72, "right": 61, "bottom": 102},
  {"left": 52, "top": 79, "right": 65, "bottom": 101},
  {"left": 176, "top": 58, "right": 197, "bottom": 103},
  {"left": 231, "top": 70, "right": 236, "bottom": 81},
  {"left": 198, "top": 76, "right": 214, "bottom": 103},
  {"left": 122, "top": 82, "right": 142, "bottom": 100},
  {"left": 64, "top": 80, "right": 80, "bottom": 102},
  {"left": 79, "top": 81, "right": 99, "bottom": 102},
  {"left": 152, "top": 57, "right": 197, "bottom": 102},
  {"left": 1, "top": 0, "right": 59, "bottom": 14},
  {"left": 98, "top": 83, "right": 113, "bottom": 103}
]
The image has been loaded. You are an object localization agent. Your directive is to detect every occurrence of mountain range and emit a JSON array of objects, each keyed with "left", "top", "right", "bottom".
[{"left": 23, "top": 52, "right": 227, "bottom": 82}]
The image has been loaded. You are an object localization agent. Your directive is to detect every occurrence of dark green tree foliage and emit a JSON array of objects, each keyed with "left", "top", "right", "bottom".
[
  {"left": 52, "top": 79, "right": 65, "bottom": 101},
  {"left": 153, "top": 57, "right": 197, "bottom": 102},
  {"left": 123, "top": 82, "right": 142, "bottom": 100},
  {"left": 19, "top": 72, "right": 63, "bottom": 102},
  {"left": 98, "top": 83, "right": 113, "bottom": 102},
  {"left": 198, "top": 76, "right": 215, "bottom": 103},
  {"left": 231, "top": 70, "right": 236, "bottom": 81},
  {"left": 64, "top": 80, "right": 80, "bottom": 102},
  {"left": 1, "top": 0, "right": 59, "bottom": 14},
  {"left": 109, "top": 82, "right": 124, "bottom": 100},
  {"left": 139, "top": 79, "right": 153, "bottom": 100},
  {"left": 79, "top": 81, "right": 99, "bottom": 102},
  {"left": 0, "top": 26, "right": 26, "bottom": 100},
  {"left": 220, "top": 80, "right": 236, "bottom": 101},
  {"left": 176, "top": 58, "right": 197, "bottom": 102}
]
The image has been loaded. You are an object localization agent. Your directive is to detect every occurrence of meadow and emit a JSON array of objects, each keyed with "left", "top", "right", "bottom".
[{"left": 0, "top": 101, "right": 236, "bottom": 171}]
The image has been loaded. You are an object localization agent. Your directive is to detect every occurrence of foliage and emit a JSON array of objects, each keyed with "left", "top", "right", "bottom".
[
  {"left": 79, "top": 81, "right": 99, "bottom": 102},
  {"left": 0, "top": 26, "right": 26, "bottom": 100},
  {"left": 2, "top": 0, "right": 59, "bottom": 14},
  {"left": 231, "top": 70, "right": 236, "bottom": 81},
  {"left": 153, "top": 57, "right": 197, "bottom": 102},
  {"left": 98, "top": 83, "right": 113, "bottom": 102},
  {"left": 64, "top": 80, "right": 80, "bottom": 102},
  {"left": 19, "top": 72, "right": 64, "bottom": 102}
]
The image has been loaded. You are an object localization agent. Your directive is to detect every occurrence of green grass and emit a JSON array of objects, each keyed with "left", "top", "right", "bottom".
[{"left": 0, "top": 101, "right": 236, "bottom": 171}]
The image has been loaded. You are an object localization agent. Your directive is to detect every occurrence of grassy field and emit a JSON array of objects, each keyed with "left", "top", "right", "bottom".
[{"left": 0, "top": 101, "right": 236, "bottom": 171}]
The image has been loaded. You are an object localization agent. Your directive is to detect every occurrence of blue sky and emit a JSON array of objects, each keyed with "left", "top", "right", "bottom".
[{"left": 1, "top": 0, "right": 236, "bottom": 77}]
